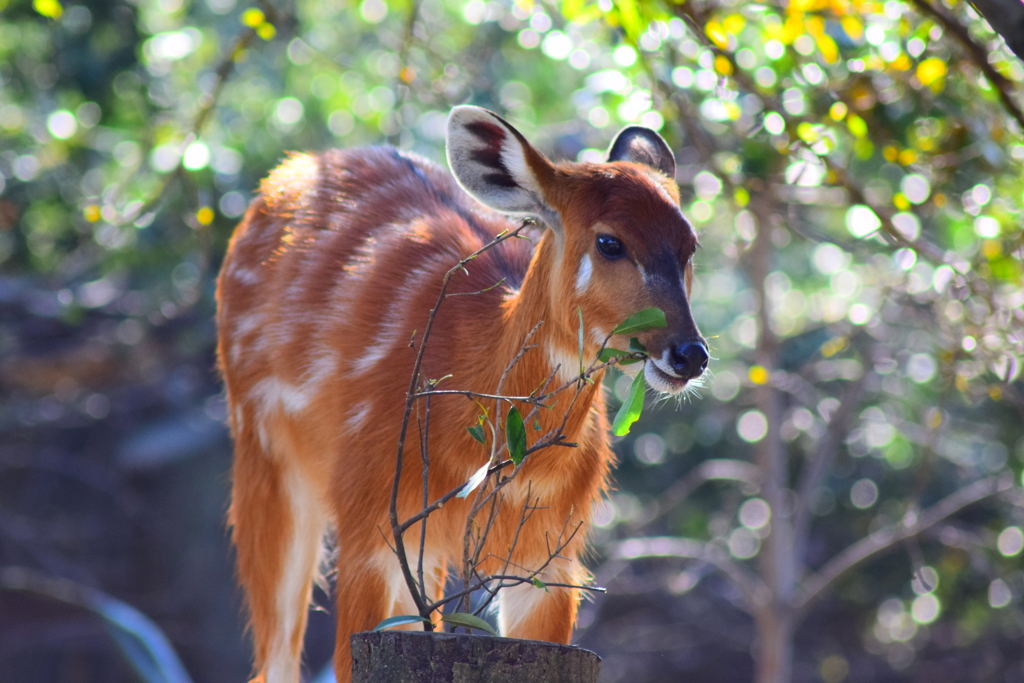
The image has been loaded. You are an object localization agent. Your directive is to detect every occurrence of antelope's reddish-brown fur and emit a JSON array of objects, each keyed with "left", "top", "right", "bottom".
[{"left": 216, "top": 107, "right": 704, "bottom": 683}]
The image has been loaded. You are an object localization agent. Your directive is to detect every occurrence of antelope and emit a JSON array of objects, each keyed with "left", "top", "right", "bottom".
[{"left": 216, "top": 106, "right": 707, "bottom": 683}]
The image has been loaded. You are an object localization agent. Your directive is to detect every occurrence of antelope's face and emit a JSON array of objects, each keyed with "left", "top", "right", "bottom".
[
  {"left": 447, "top": 107, "right": 708, "bottom": 394},
  {"left": 565, "top": 160, "right": 707, "bottom": 394}
]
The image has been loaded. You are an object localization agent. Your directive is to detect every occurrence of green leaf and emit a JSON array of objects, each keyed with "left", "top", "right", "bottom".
[
  {"left": 533, "top": 418, "right": 542, "bottom": 431},
  {"left": 612, "top": 308, "right": 667, "bottom": 336},
  {"left": 532, "top": 577, "right": 549, "bottom": 592},
  {"left": 373, "top": 615, "right": 430, "bottom": 631},
  {"left": 466, "top": 424, "right": 485, "bottom": 444},
  {"left": 506, "top": 405, "right": 527, "bottom": 466},
  {"left": 628, "top": 337, "right": 647, "bottom": 354},
  {"left": 598, "top": 347, "right": 630, "bottom": 362},
  {"left": 441, "top": 612, "right": 497, "bottom": 635},
  {"left": 611, "top": 371, "right": 646, "bottom": 436}
]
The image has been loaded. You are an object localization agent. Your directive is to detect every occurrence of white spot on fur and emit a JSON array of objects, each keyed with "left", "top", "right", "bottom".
[
  {"left": 496, "top": 561, "right": 573, "bottom": 637},
  {"left": 497, "top": 581, "right": 547, "bottom": 637},
  {"left": 302, "top": 351, "right": 338, "bottom": 392},
  {"left": 350, "top": 297, "right": 406, "bottom": 375},
  {"left": 230, "top": 313, "right": 265, "bottom": 363},
  {"left": 264, "top": 466, "right": 328, "bottom": 683},
  {"left": 231, "top": 265, "right": 262, "bottom": 285},
  {"left": 349, "top": 258, "right": 444, "bottom": 377},
  {"left": 233, "top": 405, "right": 244, "bottom": 434},
  {"left": 546, "top": 345, "right": 581, "bottom": 385},
  {"left": 589, "top": 326, "right": 609, "bottom": 349},
  {"left": 345, "top": 401, "right": 372, "bottom": 432},
  {"left": 248, "top": 353, "right": 339, "bottom": 438},
  {"left": 250, "top": 376, "right": 311, "bottom": 420},
  {"left": 574, "top": 254, "right": 592, "bottom": 294}
]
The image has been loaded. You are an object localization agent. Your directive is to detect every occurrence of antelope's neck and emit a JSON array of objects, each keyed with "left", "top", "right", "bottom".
[{"left": 487, "top": 234, "right": 605, "bottom": 439}]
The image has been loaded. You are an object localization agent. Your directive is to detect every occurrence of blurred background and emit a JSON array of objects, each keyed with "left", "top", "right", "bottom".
[{"left": 1, "top": 0, "right": 1023, "bottom": 681}]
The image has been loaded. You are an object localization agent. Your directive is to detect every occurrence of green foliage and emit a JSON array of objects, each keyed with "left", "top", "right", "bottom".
[
  {"left": 611, "top": 307, "right": 667, "bottom": 336},
  {"left": 505, "top": 405, "right": 527, "bottom": 466},
  {"left": 611, "top": 371, "right": 646, "bottom": 437},
  {"left": 440, "top": 612, "right": 497, "bottom": 635}
]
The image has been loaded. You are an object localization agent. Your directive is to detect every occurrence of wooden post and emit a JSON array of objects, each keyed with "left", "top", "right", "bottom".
[{"left": 351, "top": 631, "right": 601, "bottom": 683}]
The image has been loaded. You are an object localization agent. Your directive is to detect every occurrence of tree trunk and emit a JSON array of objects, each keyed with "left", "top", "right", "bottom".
[
  {"left": 754, "top": 612, "right": 794, "bottom": 683},
  {"left": 350, "top": 631, "right": 601, "bottom": 683}
]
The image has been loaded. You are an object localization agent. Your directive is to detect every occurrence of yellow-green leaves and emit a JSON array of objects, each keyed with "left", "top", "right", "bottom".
[
  {"left": 611, "top": 371, "right": 646, "bottom": 437},
  {"left": 611, "top": 307, "right": 667, "bottom": 336},
  {"left": 33, "top": 0, "right": 62, "bottom": 19}
]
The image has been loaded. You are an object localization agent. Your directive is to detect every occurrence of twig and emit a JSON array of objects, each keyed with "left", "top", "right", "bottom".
[{"left": 388, "top": 221, "right": 534, "bottom": 622}]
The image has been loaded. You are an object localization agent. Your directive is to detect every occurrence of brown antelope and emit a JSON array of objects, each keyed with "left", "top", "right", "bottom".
[{"left": 216, "top": 106, "right": 707, "bottom": 683}]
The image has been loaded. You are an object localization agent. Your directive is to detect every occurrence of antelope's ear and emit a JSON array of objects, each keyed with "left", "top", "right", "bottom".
[
  {"left": 447, "top": 106, "right": 556, "bottom": 220},
  {"left": 607, "top": 126, "right": 676, "bottom": 179}
]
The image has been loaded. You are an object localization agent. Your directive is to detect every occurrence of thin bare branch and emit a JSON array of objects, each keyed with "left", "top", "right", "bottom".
[
  {"left": 635, "top": 459, "right": 762, "bottom": 531},
  {"left": 389, "top": 222, "right": 531, "bottom": 622},
  {"left": 607, "top": 536, "right": 769, "bottom": 612},
  {"left": 795, "top": 474, "right": 1014, "bottom": 613}
]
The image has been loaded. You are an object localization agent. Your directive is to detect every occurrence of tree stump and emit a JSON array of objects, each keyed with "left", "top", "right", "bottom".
[{"left": 350, "top": 631, "right": 601, "bottom": 683}]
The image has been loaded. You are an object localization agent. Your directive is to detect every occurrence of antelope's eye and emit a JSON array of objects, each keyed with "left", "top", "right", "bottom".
[{"left": 596, "top": 234, "right": 625, "bottom": 260}]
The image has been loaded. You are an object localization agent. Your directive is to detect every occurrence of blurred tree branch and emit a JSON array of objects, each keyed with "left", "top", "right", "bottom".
[
  {"left": 607, "top": 536, "right": 769, "bottom": 610},
  {"left": 910, "top": 0, "right": 1024, "bottom": 129},
  {"left": 117, "top": 1, "right": 282, "bottom": 226},
  {"left": 969, "top": 0, "right": 1024, "bottom": 61},
  {"left": 795, "top": 473, "right": 1015, "bottom": 614},
  {"left": 636, "top": 459, "right": 762, "bottom": 531}
]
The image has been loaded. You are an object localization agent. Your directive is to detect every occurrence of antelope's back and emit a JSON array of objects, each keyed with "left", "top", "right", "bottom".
[{"left": 216, "top": 147, "right": 532, "bottom": 453}]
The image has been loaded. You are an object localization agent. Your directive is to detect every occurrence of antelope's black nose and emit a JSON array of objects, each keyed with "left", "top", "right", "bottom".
[{"left": 670, "top": 341, "right": 709, "bottom": 380}]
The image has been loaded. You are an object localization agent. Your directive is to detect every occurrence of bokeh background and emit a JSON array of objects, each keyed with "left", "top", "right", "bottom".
[{"left": 2, "top": 0, "right": 1024, "bottom": 681}]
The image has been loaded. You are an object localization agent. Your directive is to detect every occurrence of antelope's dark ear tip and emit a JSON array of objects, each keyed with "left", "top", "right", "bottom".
[{"left": 607, "top": 126, "right": 676, "bottom": 179}]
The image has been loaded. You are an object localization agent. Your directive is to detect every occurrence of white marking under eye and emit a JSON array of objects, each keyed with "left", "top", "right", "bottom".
[{"left": 574, "top": 254, "right": 592, "bottom": 294}]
